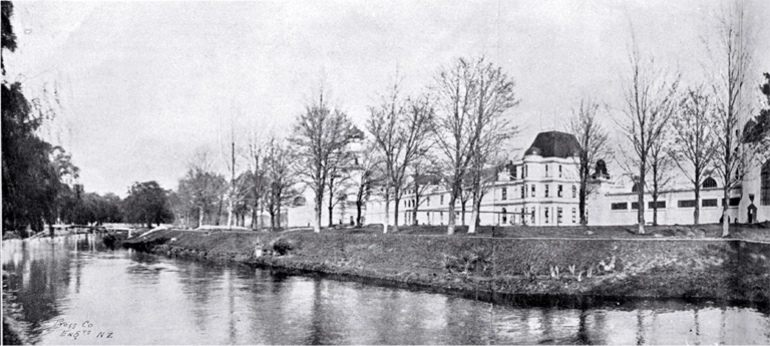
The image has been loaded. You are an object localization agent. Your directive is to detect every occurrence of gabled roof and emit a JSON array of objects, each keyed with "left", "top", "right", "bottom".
[{"left": 524, "top": 131, "right": 582, "bottom": 158}]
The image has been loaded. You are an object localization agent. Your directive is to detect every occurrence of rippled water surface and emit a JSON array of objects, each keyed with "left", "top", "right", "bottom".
[{"left": 2, "top": 235, "right": 769, "bottom": 344}]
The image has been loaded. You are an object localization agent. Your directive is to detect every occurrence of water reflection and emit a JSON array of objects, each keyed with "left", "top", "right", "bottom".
[{"left": 2, "top": 236, "right": 769, "bottom": 345}]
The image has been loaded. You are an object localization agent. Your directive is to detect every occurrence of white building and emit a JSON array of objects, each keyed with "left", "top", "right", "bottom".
[
  {"left": 362, "top": 130, "right": 770, "bottom": 227},
  {"left": 365, "top": 131, "right": 585, "bottom": 226}
]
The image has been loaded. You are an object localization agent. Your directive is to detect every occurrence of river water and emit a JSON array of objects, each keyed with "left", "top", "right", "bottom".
[{"left": 2, "top": 235, "right": 769, "bottom": 345}]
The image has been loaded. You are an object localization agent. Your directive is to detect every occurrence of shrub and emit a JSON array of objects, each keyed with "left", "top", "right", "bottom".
[{"left": 272, "top": 238, "right": 295, "bottom": 256}]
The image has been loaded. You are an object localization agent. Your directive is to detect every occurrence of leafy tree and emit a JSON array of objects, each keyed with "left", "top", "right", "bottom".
[
  {"left": 2, "top": 2, "right": 77, "bottom": 235},
  {"left": 123, "top": 181, "right": 174, "bottom": 228}
]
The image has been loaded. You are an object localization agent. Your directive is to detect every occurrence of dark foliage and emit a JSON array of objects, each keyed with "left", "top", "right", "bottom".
[{"left": 123, "top": 181, "right": 174, "bottom": 228}]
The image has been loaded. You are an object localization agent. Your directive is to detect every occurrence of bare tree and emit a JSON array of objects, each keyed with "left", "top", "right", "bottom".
[
  {"left": 465, "top": 58, "right": 519, "bottom": 234},
  {"left": 408, "top": 157, "right": 439, "bottom": 226},
  {"left": 616, "top": 38, "right": 679, "bottom": 235},
  {"left": 264, "top": 137, "right": 297, "bottom": 229},
  {"left": 367, "top": 80, "right": 433, "bottom": 233},
  {"left": 291, "top": 92, "right": 359, "bottom": 233},
  {"left": 707, "top": 3, "right": 756, "bottom": 236},
  {"left": 646, "top": 129, "right": 675, "bottom": 226},
  {"left": 179, "top": 148, "right": 227, "bottom": 227},
  {"left": 430, "top": 58, "right": 478, "bottom": 235},
  {"left": 246, "top": 134, "right": 267, "bottom": 229},
  {"left": 568, "top": 99, "right": 611, "bottom": 225},
  {"left": 669, "top": 86, "right": 718, "bottom": 225},
  {"left": 327, "top": 152, "right": 354, "bottom": 227},
  {"left": 351, "top": 141, "right": 383, "bottom": 227}
]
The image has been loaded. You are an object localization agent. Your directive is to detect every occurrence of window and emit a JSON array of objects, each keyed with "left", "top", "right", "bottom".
[
  {"left": 572, "top": 207, "right": 577, "bottom": 224},
  {"left": 523, "top": 165, "right": 527, "bottom": 178},
  {"left": 572, "top": 185, "right": 577, "bottom": 199},
  {"left": 722, "top": 197, "right": 741, "bottom": 206},
  {"left": 502, "top": 187, "right": 507, "bottom": 200},
  {"left": 531, "top": 208, "right": 536, "bottom": 224},
  {"left": 512, "top": 166, "right": 517, "bottom": 180},
  {"left": 521, "top": 185, "right": 525, "bottom": 199},
  {"left": 678, "top": 200, "right": 696, "bottom": 208},
  {"left": 545, "top": 185, "right": 550, "bottom": 197},
  {"left": 440, "top": 195, "right": 444, "bottom": 205},
  {"left": 703, "top": 199, "right": 718, "bottom": 207},
  {"left": 631, "top": 183, "right": 640, "bottom": 193},
  {"left": 545, "top": 165, "right": 549, "bottom": 177},
  {"left": 702, "top": 177, "right": 718, "bottom": 188},
  {"left": 557, "top": 207, "right": 563, "bottom": 224},
  {"left": 648, "top": 201, "right": 666, "bottom": 209},
  {"left": 531, "top": 185, "right": 536, "bottom": 197},
  {"left": 427, "top": 197, "right": 430, "bottom": 207},
  {"left": 762, "top": 160, "right": 770, "bottom": 205},
  {"left": 631, "top": 202, "right": 639, "bottom": 210},
  {"left": 502, "top": 208, "right": 507, "bottom": 224},
  {"left": 559, "top": 165, "right": 563, "bottom": 178},
  {"left": 544, "top": 208, "right": 550, "bottom": 224},
  {"left": 611, "top": 202, "right": 628, "bottom": 210},
  {"left": 558, "top": 185, "right": 563, "bottom": 198}
]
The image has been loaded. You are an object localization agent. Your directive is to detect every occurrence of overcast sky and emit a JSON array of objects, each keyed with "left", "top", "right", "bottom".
[{"left": 5, "top": 0, "right": 769, "bottom": 197}]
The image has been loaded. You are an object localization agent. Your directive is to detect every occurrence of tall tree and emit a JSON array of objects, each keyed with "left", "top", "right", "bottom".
[
  {"left": 465, "top": 57, "right": 519, "bottom": 234},
  {"left": 2, "top": 2, "right": 77, "bottom": 236},
  {"left": 646, "top": 128, "right": 675, "bottom": 226},
  {"left": 408, "top": 157, "right": 439, "bottom": 226},
  {"left": 177, "top": 148, "right": 227, "bottom": 227},
  {"left": 123, "top": 181, "right": 174, "bottom": 228},
  {"left": 430, "top": 58, "right": 478, "bottom": 235},
  {"left": 617, "top": 38, "right": 679, "bottom": 235},
  {"left": 351, "top": 141, "right": 383, "bottom": 227},
  {"left": 291, "top": 92, "right": 359, "bottom": 233},
  {"left": 669, "top": 86, "right": 718, "bottom": 224},
  {"left": 263, "top": 137, "right": 297, "bottom": 229},
  {"left": 707, "top": 3, "right": 757, "bottom": 236},
  {"left": 367, "top": 79, "right": 433, "bottom": 233},
  {"left": 568, "top": 99, "right": 610, "bottom": 225}
]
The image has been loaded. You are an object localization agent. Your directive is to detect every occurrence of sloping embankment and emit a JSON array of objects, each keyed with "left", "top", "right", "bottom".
[{"left": 122, "top": 229, "right": 770, "bottom": 304}]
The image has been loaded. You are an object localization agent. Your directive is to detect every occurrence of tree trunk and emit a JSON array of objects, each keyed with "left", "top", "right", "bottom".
[
  {"left": 579, "top": 182, "right": 588, "bottom": 225},
  {"left": 447, "top": 192, "right": 457, "bottom": 235},
  {"left": 393, "top": 196, "right": 400, "bottom": 232},
  {"left": 637, "top": 163, "right": 646, "bottom": 235},
  {"left": 412, "top": 200, "right": 419, "bottom": 226},
  {"left": 314, "top": 192, "right": 322, "bottom": 233},
  {"left": 383, "top": 192, "right": 390, "bottom": 234},
  {"left": 652, "top": 194, "right": 658, "bottom": 226},
  {"left": 328, "top": 190, "right": 334, "bottom": 227},
  {"left": 198, "top": 205, "right": 204, "bottom": 228},
  {"left": 721, "top": 187, "right": 730, "bottom": 237},
  {"left": 356, "top": 200, "right": 363, "bottom": 227},
  {"left": 693, "top": 184, "right": 700, "bottom": 225}
]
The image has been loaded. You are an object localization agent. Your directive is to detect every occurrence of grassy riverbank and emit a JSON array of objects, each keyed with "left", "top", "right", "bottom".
[{"left": 122, "top": 225, "right": 770, "bottom": 305}]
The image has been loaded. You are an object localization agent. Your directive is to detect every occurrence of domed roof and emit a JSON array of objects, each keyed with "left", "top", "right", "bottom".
[
  {"left": 524, "top": 146, "right": 542, "bottom": 156},
  {"left": 524, "top": 131, "right": 582, "bottom": 158}
]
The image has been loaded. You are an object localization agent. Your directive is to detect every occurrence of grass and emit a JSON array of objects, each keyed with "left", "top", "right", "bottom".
[
  {"left": 309, "top": 222, "right": 770, "bottom": 242},
  {"left": 122, "top": 223, "right": 770, "bottom": 304}
]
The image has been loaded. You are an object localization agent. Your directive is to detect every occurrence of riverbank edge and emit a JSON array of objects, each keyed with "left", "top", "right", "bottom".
[
  {"left": 2, "top": 271, "right": 29, "bottom": 345},
  {"left": 122, "top": 230, "right": 770, "bottom": 307}
]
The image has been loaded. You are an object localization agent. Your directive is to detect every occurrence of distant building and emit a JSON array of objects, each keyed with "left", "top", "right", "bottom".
[
  {"left": 365, "top": 131, "right": 585, "bottom": 226},
  {"left": 363, "top": 130, "right": 770, "bottom": 227}
]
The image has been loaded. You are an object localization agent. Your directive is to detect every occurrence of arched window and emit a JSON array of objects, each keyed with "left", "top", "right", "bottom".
[
  {"left": 702, "top": 177, "right": 718, "bottom": 188},
  {"left": 502, "top": 208, "right": 507, "bottom": 224},
  {"left": 762, "top": 160, "right": 770, "bottom": 206}
]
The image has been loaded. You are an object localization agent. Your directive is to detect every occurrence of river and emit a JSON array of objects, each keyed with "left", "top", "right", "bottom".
[{"left": 2, "top": 234, "right": 769, "bottom": 345}]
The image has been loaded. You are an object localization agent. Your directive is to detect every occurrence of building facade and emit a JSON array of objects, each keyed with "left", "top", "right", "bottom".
[{"left": 363, "top": 131, "right": 770, "bottom": 228}]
